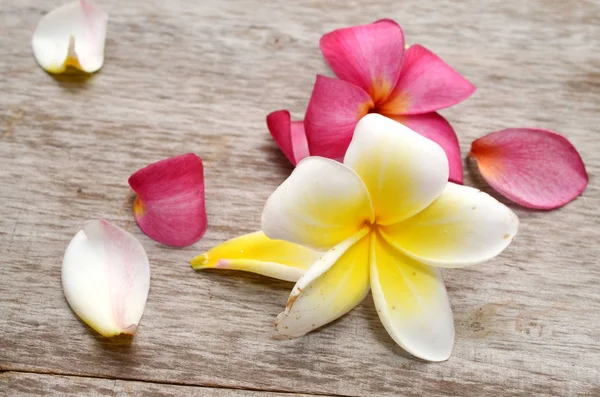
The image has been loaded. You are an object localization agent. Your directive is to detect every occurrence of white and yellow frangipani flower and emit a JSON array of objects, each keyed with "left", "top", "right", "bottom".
[{"left": 192, "top": 113, "right": 518, "bottom": 361}]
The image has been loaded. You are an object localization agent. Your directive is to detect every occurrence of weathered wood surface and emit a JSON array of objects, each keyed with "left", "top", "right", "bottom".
[
  {"left": 0, "top": 0, "right": 599, "bottom": 396},
  {"left": 0, "top": 372, "right": 329, "bottom": 397}
]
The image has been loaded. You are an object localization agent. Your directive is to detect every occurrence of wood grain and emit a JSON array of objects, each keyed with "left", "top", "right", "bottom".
[
  {"left": 0, "top": 372, "right": 330, "bottom": 397},
  {"left": 0, "top": 0, "right": 599, "bottom": 396}
]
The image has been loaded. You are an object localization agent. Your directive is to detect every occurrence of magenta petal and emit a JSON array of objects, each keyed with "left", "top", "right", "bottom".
[
  {"left": 470, "top": 128, "right": 588, "bottom": 209},
  {"left": 381, "top": 44, "right": 476, "bottom": 115},
  {"left": 304, "top": 75, "right": 374, "bottom": 160},
  {"left": 128, "top": 153, "right": 207, "bottom": 246},
  {"left": 266, "top": 110, "right": 310, "bottom": 166},
  {"left": 320, "top": 20, "right": 405, "bottom": 104},
  {"left": 391, "top": 113, "right": 463, "bottom": 184}
]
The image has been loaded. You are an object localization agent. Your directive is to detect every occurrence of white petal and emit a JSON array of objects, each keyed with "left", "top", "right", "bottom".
[
  {"left": 262, "top": 157, "right": 374, "bottom": 251},
  {"left": 380, "top": 183, "right": 519, "bottom": 268},
  {"left": 344, "top": 113, "right": 449, "bottom": 225},
  {"left": 62, "top": 220, "right": 150, "bottom": 336},
  {"left": 32, "top": 0, "right": 108, "bottom": 73},
  {"left": 371, "top": 234, "right": 454, "bottom": 362},
  {"left": 276, "top": 232, "right": 370, "bottom": 337},
  {"left": 191, "top": 231, "right": 321, "bottom": 282}
]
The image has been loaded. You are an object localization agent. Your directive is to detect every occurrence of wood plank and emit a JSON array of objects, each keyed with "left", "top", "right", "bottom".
[
  {"left": 0, "top": 372, "right": 329, "bottom": 397},
  {"left": 1, "top": 0, "right": 599, "bottom": 396}
]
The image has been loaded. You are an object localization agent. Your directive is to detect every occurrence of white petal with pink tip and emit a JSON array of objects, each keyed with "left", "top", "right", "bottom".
[
  {"left": 32, "top": 0, "right": 108, "bottom": 74},
  {"left": 62, "top": 220, "right": 150, "bottom": 337}
]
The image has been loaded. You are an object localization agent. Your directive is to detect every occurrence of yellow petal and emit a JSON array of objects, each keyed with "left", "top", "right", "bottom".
[
  {"left": 262, "top": 157, "right": 374, "bottom": 251},
  {"left": 276, "top": 232, "right": 371, "bottom": 337},
  {"left": 191, "top": 231, "right": 321, "bottom": 282},
  {"left": 370, "top": 233, "right": 454, "bottom": 362},
  {"left": 380, "top": 183, "right": 519, "bottom": 268},
  {"left": 344, "top": 114, "right": 449, "bottom": 225}
]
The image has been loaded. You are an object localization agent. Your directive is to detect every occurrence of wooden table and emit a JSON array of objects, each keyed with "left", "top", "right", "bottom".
[{"left": 1, "top": 1, "right": 599, "bottom": 396}]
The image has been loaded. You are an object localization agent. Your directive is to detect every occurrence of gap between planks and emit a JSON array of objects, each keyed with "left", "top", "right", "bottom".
[{"left": 0, "top": 369, "right": 346, "bottom": 397}]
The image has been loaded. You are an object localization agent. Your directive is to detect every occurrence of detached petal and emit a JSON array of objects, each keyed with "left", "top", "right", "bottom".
[
  {"left": 266, "top": 110, "right": 310, "bottom": 166},
  {"left": 129, "top": 153, "right": 207, "bottom": 247},
  {"left": 470, "top": 128, "right": 588, "bottom": 209},
  {"left": 305, "top": 76, "right": 374, "bottom": 160},
  {"left": 276, "top": 233, "right": 370, "bottom": 337},
  {"left": 320, "top": 20, "right": 405, "bottom": 103},
  {"left": 380, "top": 183, "right": 519, "bottom": 268},
  {"left": 32, "top": 0, "right": 108, "bottom": 74},
  {"left": 62, "top": 220, "right": 150, "bottom": 337},
  {"left": 262, "top": 157, "right": 374, "bottom": 251},
  {"left": 371, "top": 234, "right": 454, "bottom": 362},
  {"left": 391, "top": 113, "right": 464, "bottom": 184},
  {"left": 191, "top": 231, "right": 321, "bottom": 282},
  {"left": 379, "top": 45, "right": 475, "bottom": 115},
  {"left": 344, "top": 114, "right": 449, "bottom": 225}
]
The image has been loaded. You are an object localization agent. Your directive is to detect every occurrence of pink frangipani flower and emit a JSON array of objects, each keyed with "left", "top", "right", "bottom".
[{"left": 268, "top": 20, "right": 475, "bottom": 183}]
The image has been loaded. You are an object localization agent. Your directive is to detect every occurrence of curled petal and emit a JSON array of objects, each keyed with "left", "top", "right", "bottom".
[
  {"left": 32, "top": 0, "right": 108, "bottom": 74},
  {"left": 191, "top": 231, "right": 321, "bottom": 282},
  {"left": 380, "top": 183, "right": 519, "bottom": 268},
  {"left": 379, "top": 45, "right": 475, "bottom": 115},
  {"left": 128, "top": 153, "right": 207, "bottom": 247},
  {"left": 371, "top": 234, "right": 454, "bottom": 362},
  {"left": 262, "top": 157, "right": 374, "bottom": 251},
  {"left": 320, "top": 20, "right": 404, "bottom": 103},
  {"left": 470, "top": 128, "right": 588, "bottom": 209},
  {"left": 277, "top": 233, "right": 370, "bottom": 337},
  {"left": 62, "top": 220, "right": 150, "bottom": 337},
  {"left": 304, "top": 75, "right": 374, "bottom": 160},
  {"left": 266, "top": 110, "right": 310, "bottom": 166},
  {"left": 391, "top": 113, "right": 464, "bottom": 184},
  {"left": 344, "top": 114, "right": 449, "bottom": 225}
]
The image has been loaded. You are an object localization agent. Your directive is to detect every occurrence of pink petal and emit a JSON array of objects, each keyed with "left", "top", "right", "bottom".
[
  {"left": 128, "top": 153, "right": 207, "bottom": 246},
  {"left": 266, "top": 110, "right": 310, "bottom": 166},
  {"left": 304, "top": 75, "right": 374, "bottom": 160},
  {"left": 390, "top": 113, "right": 464, "bottom": 184},
  {"left": 380, "top": 45, "right": 476, "bottom": 116},
  {"left": 470, "top": 128, "right": 588, "bottom": 209},
  {"left": 320, "top": 20, "right": 405, "bottom": 104}
]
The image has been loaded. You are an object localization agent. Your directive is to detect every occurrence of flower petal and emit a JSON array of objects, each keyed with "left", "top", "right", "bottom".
[
  {"left": 266, "top": 110, "right": 310, "bottom": 166},
  {"left": 32, "top": 0, "right": 108, "bottom": 74},
  {"left": 379, "top": 45, "right": 475, "bottom": 115},
  {"left": 62, "top": 220, "right": 150, "bottom": 337},
  {"left": 190, "top": 231, "right": 321, "bottom": 282},
  {"left": 128, "top": 153, "right": 207, "bottom": 247},
  {"left": 320, "top": 20, "right": 404, "bottom": 104},
  {"left": 391, "top": 113, "right": 464, "bottom": 184},
  {"left": 344, "top": 113, "right": 449, "bottom": 225},
  {"left": 371, "top": 233, "right": 454, "bottom": 362},
  {"left": 380, "top": 183, "right": 519, "bottom": 268},
  {"left": 304, "top": 75, "right": 374, "bottom": 160},
  {"left": 470, "top": 128, "right": 589, "bottom": 209},
  {"left": 276, "top": 233, "right": 370, "bottom": 337},
  {"left": 262, "top": 157, "right": 374, "bottom": 251}
]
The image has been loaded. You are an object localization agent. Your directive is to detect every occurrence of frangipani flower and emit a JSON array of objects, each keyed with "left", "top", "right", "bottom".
[
  {"left": 470, "top": 128, "right": 588, "bottom": 209},
  {"left": 268, "top": 20, "right": 475, "bottom": 183},
  {"left": 129, "top": 153, "right": 207, "bottom": 247},
  {"left": 62, "top": 220, "right": 150, "bottom": 337},
  {"left": 32, "top": 0, "right": 108, "bottom": 74},
  {"left": 195, "top": 114, "right": 518, "bottom": 361}
]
